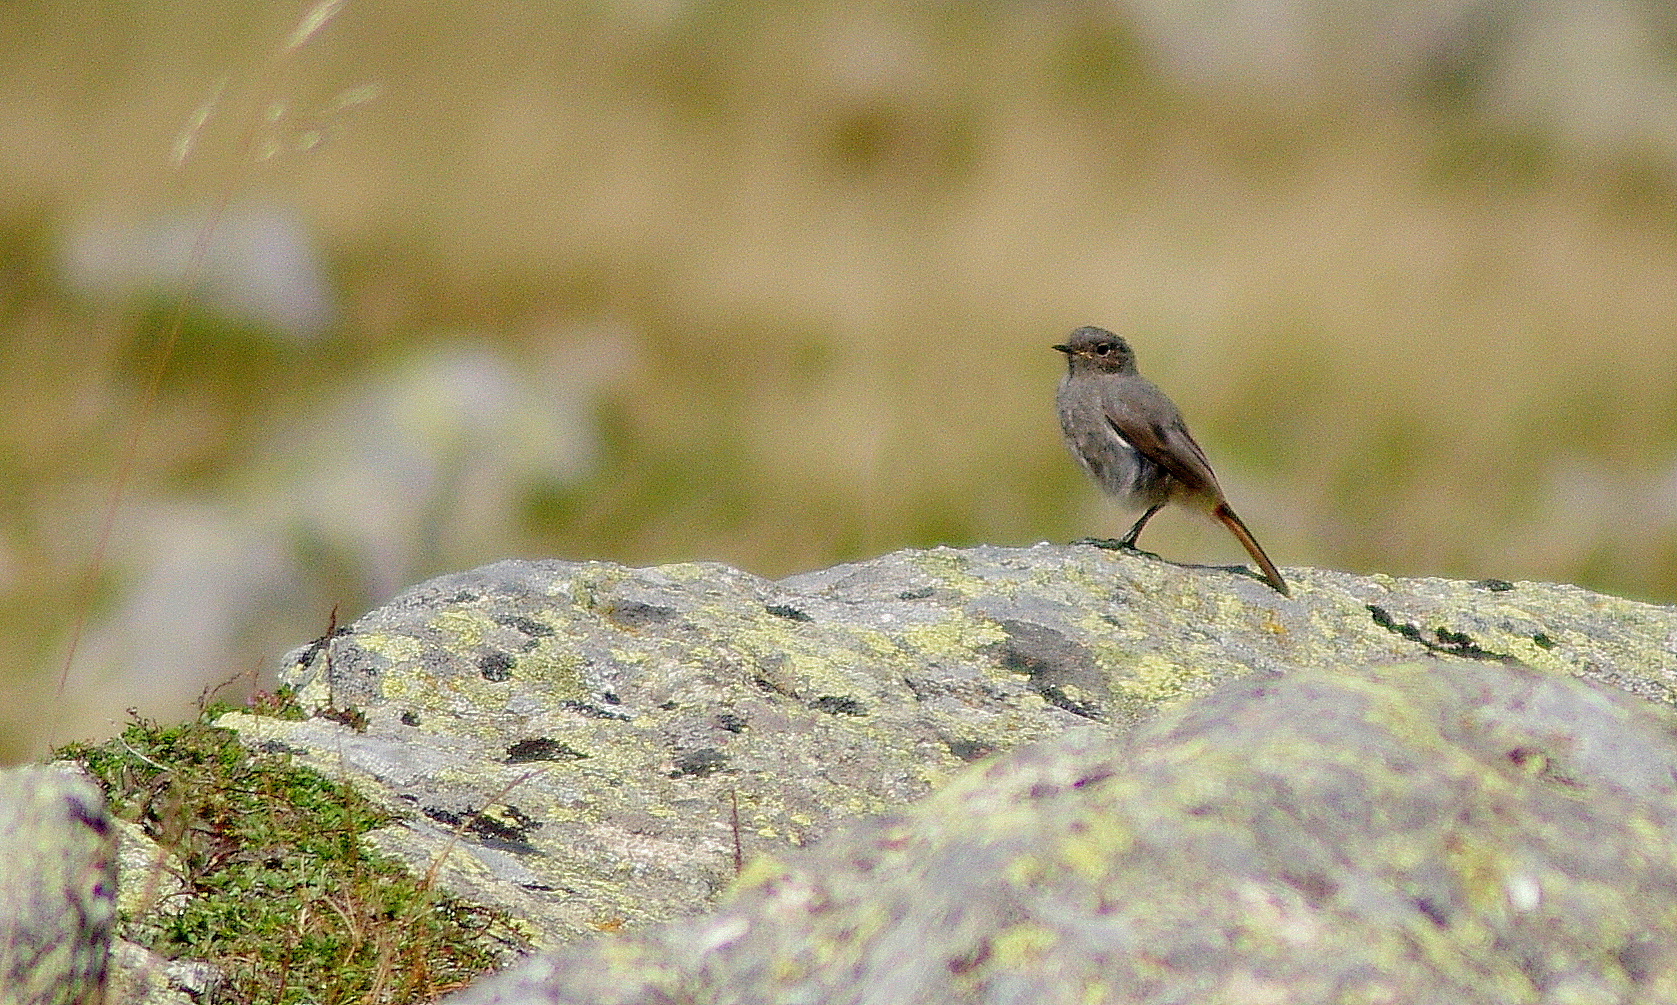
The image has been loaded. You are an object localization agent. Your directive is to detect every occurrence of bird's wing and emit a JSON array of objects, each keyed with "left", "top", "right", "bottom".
[{"left": 1099, "top": 378, "right": 1222, "bottom": 496}]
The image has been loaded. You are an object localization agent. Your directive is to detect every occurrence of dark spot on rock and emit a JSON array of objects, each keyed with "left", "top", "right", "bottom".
[
  {"left": 257, "top": 739, "right": 308, "bottom": 756},
  {"left": 479, "top": 651, "right": 515, "bottom": 682},
  {"left": 1367, "top": 606, "right": 1517, "bottom": 664},
  {"left": 423, "top": 806, "right": 464, "bottom": 827},
  {"left": 750, "top": 675, "right": 796, "bottom": 697},
  {"left": 470, "top": 807, "right": 539, "bottom": 852},
  {"left": 992, "top": 620, "right": 1107, "bottom": 721},
  {"left": 1367, "top": 605, "right": 1422, "bottom": 643},
  {"left": 400, "top": 711, "right": 420, "bottom": 726},
  {"left": 1433, "top": 627, "right": 1513, "bottom": 662},
  {"left": 716, "top": 712, "right": 746, "bottom": 733},
  {"left": 1073, "top": 769, "right": 1115, "bottom": 789},
  {"left": 1472, "top": 578, "right": 1515, "bottom": 592},
  {"left": 1532, "top": 632, "right": 1555, "bottom": 649},
  {"left": 559, "top": 699, "right": 631, "bottom": 721},
  {"left": 1413, "top": 896, "right": 1450, "bottom": 927},
  {"left": 1619, "top": 936, "right": 1661, "bottom": 984},
  {"left": 1284, "top": 871, "right": 1337, "bottom": 905},
  {"left": 605, "top": 601, "right": 677, "bottom": 628},
  {"left": 65, "top": 795, "right": 110, "bottom": 837},
  {"left": 947, "top": 938, "right": 991, "bottom": 974},
  {"left": 602, "top": 691, "right": 621, "bottom": 704},
  {"left": 443, "top": 590, "right": 480, "bottom": 604},
  {"left": 945, "top": 738, "right": 993, "bottom": 762},
  {"left": 507, "top": 738, "right": 589, "bottom": 763},
  {"left": 896, "top": 586, "right": 935, "bottom": 600},
  {"left": 811, "top": 695, "right": 866, "bottom": 716},
  {"left": 1000, "top": 648, "right": 1048, "bottom": 676},
  {"left": 766, "top": 603, "right": 813, "bottom": 622},
  {"left": 495, "top": 615, "right": 555, "bottom": 638},
  {"left": 316, "top": 705, "right": 368, "bottom": 732},
  {"left": 296, "top": 621, "right": 354, "bottom": 670},
  {"left": 1036, "top": 684, "right": 1105, "bottom": 721},
  {"left": 670, "top": 748, "right": 728, "bottom": 778},
  {"left": 424, "top": 803, "right": 540, "bottom": 853}
]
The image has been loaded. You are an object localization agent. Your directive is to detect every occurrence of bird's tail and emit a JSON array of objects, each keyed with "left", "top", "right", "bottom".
[{"left": 1212, "top": 503, "right": 1289, "bottom": 596}]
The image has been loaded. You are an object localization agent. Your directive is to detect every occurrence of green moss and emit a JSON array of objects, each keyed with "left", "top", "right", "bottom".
[{"left": 53, "top": 692, "right": 527, "bottom": 1003}]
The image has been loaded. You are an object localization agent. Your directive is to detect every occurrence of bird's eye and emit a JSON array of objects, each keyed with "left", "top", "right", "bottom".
[{"left": 1094, "top": 343, "right": 1112, "bottom": 355}]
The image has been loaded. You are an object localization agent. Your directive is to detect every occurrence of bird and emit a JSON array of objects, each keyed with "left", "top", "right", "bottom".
[{"left": 1053, "top": 325, "right": 1289, "bottom": 596}]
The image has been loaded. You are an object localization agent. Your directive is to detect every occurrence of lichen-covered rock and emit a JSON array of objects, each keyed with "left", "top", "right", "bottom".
[
  {"left": 0, "top": 764, "right": 117, "bottom": 1005},
  {"left": 450, "top": 660, "right": 1677, "bottom": 1004},
  {"left": 213, "top": 546, "right": 1677, "bottom": 952}
]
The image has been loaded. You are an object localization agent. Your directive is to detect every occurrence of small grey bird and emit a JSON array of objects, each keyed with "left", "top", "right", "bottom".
[{"left": 1054, "top": 326, "right": 1289, "bottom": 596}]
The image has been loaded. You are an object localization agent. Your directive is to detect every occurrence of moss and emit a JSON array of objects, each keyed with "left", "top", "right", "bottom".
[{"left": 53, "top": 691, "right": 528, "bottom": 1003}]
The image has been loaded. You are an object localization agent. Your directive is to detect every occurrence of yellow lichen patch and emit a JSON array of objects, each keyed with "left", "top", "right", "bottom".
[
  {"left": 1004, "top": 850, "right": 1055, "bottom": 888},
  {"left": 1507, "top": 638, "right": 1569, "bottom": 671},
  {"left": 348, "top": 630, "right": 425, "bottom": 664},
  {"left": 726, "top": 856, "right": 799, "bottom": 903},
  {"left": 513, "top": 649, "right": 589, "bottom": 695},
  {"left": 1097, "top": 648, "right": 1219, "bottom": 706},
  {"left": 1054, "top": 816, "right": 1130, "bottom": 880},
  {"left": 376, "top": 670, "right": 446, "bottom": 706},
  {"left": 848, "top": 627, "right": 907, "bottom": 660},
  {"left": 1442, "top": 834, "right": 1518, "bottom": 940},
  {"left": 655, "top": 563, "right": 724, "bottom": 584},
  {"left": 606, "top": 647, "right": 649, "bottom": 666},
  {"left": 990, "top": 921, "right": 1058, "bottom": 965},
  {"left": 432, "top": 609, "right": 491, "bottom": 648},
  {"left": 901, "top": 617, "right": 1009, "bottom": 658}
]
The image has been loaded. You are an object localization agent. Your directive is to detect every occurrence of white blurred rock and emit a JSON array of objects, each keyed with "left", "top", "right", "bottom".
[
  {"left": 58, "top": 204, "right": 336, "bottom": 340},
  {"left": 69, "top": 332, "right": 635, "bottom": 737}
]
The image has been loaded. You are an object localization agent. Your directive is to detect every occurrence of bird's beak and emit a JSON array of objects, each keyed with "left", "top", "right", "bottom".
[{"left": 1051, "top": 344, "right": 1072, "bottom": 354}]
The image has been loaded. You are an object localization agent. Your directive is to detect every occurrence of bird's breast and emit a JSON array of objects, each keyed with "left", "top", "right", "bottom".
[{"left": 1057, "top": 385, "right": 1172, "bottom": 506}]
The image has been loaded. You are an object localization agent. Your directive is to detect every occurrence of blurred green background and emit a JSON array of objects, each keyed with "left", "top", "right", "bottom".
[{"left": 5, "top": 0, "right": 1677, "bottom": 761}]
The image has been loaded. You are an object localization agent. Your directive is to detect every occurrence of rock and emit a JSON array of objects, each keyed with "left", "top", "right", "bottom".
[
  {"left": 106, "top": 940, "right": 219, "bottom": 1005},
  {"left": 0, "top": 764, "right": 118, "bottom": 1005},
  {"left": 61, "top": 336, "right": 630, "bottom": 760},
  {"left": 449, "top": 658, "right": 1677, "bottom": 1004},
  {"left": 207, "top": 545, "right": 1677, "bottom": 965},
  {"left": 105, "top": 820, "right": 223, "bottom": 1005}
]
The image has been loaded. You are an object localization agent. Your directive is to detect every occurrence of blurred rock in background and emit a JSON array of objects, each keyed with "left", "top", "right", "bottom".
[
  {"left": 58, "top": 204, "right": 337, "bottom": 341},
  {"left": 69, "top": 336, "right": 629, "bottom": 742},
  {"left": 3, "top": 0, "right": 1677, "bottom": 759}
]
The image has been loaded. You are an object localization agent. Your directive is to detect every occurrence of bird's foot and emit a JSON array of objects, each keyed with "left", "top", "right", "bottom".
[{"left": 1071, "top": 537, "right": 1160, "bottom": 560}]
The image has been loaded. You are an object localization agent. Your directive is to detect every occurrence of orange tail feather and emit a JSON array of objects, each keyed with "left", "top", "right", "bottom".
[{"left": 1212, "top": 503, "right": 1289, "bottom": 596}]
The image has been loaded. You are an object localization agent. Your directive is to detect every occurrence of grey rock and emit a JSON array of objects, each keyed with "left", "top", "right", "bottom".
[
  {"left": 0, "top": 765, "right": 117, "bottom": 1005},
  {"left": 107, "top": 940, "right": 220, "bottom": 1005},
  {"left": 105, "top": 820, "right": 224, "bottom": 1005},
  {"left": 452, "top": 659, "right": 1677, "bottom": 1004},
  {"left": 210, "top": 546, "right": 1677, "bottom": 958},
  {"left": 62, "top": 336, "right": 630, "bottom": 761},
  {"left": 58, "top": 205, "right": 335, "bottom": 340}
]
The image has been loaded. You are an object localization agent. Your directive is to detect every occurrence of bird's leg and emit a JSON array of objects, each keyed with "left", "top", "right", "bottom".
[
  {"left": 1075, "top": 503, "right": 1166, "bottom": 553},
  {"left": 1118, "top": 504, "right": 1165, "bottom": 550}
]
